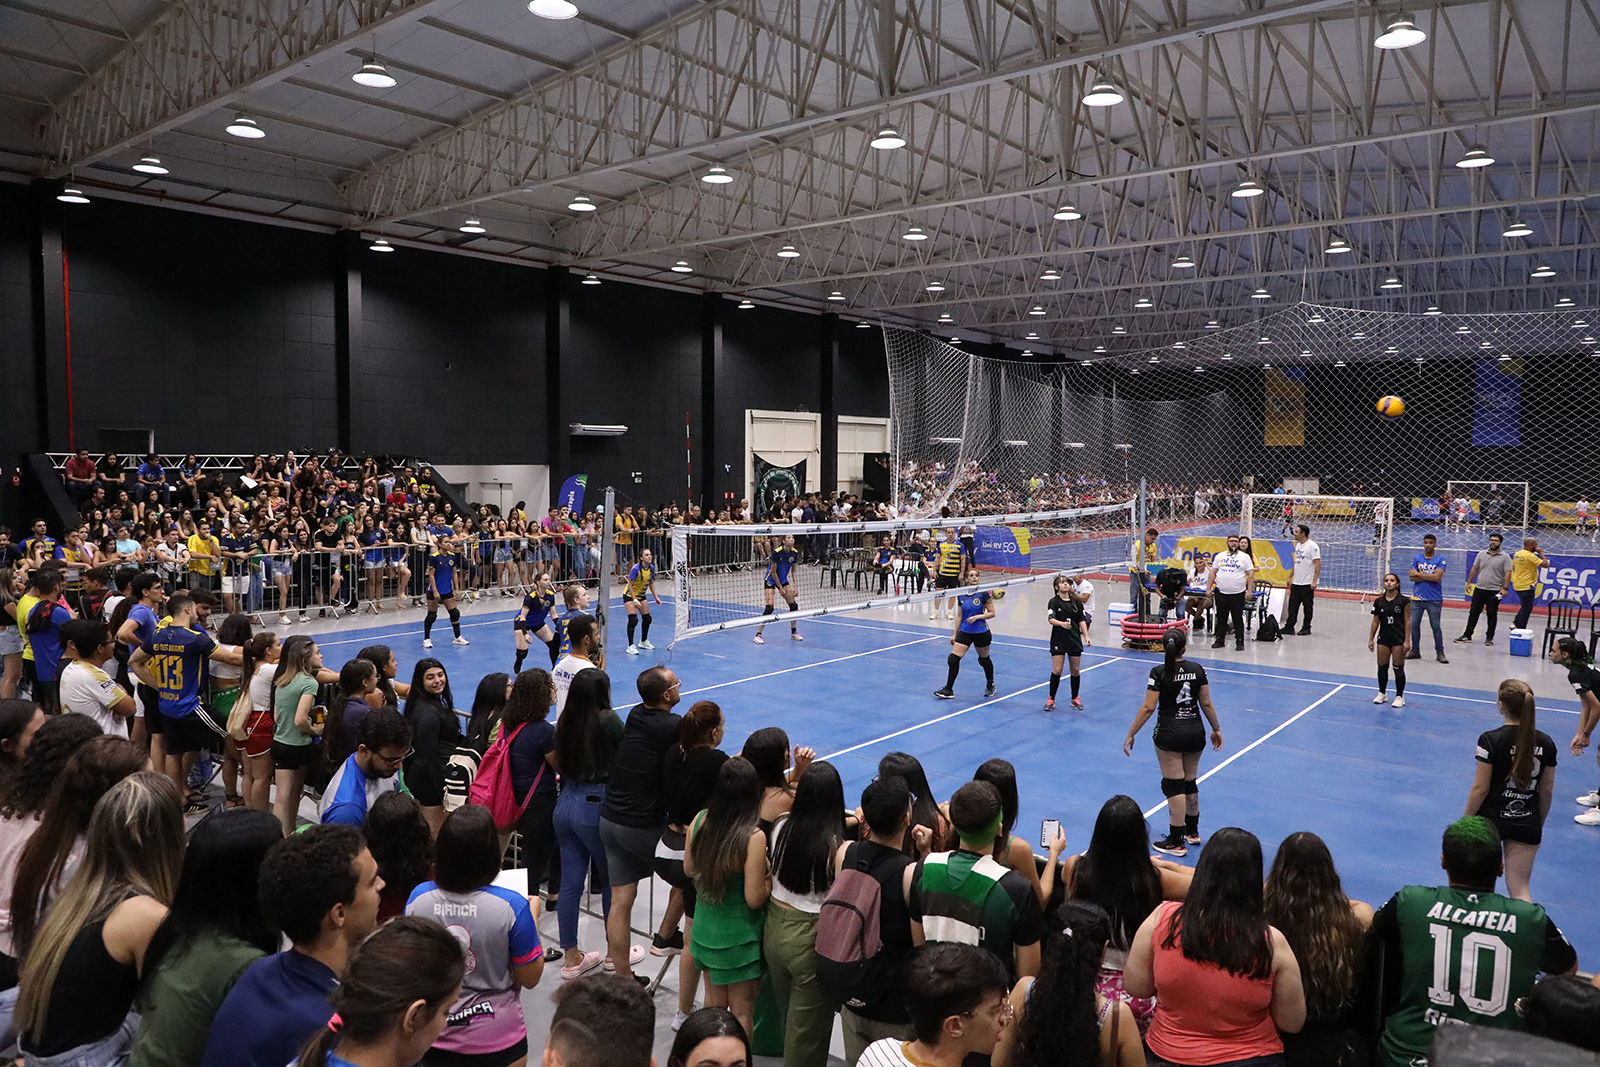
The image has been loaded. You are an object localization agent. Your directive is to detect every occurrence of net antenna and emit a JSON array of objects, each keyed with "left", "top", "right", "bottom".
[
  {"left": 1444, "top": 481, "right": 1530, "bottom": 532},
  {"left": 1241, "top": 494, "right": 1395, "bottom": 596},
  {"left": 670, "top": 500, "right": 1136, "bottom": 644}
]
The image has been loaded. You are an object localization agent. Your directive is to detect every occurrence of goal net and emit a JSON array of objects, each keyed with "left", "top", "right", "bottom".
[
  {"left": 1241, "top": 494, "right": 1394, "bottom": 596},
  {"left": 1444, "top": 481, "right": 1531, "bottom": 532},
  {"left": 670, "top": 500, "right": 1137, "bottom": 643}
]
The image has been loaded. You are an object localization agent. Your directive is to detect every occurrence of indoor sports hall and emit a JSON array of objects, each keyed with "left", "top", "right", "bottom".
[{"left": 2, "top": 0, "right": 1598, "bottom": 1065}]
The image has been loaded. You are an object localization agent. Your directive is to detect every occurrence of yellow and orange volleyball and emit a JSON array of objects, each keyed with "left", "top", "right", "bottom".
[{"left": 1376, "top": 395, "right": 1406, "bottom": 418}]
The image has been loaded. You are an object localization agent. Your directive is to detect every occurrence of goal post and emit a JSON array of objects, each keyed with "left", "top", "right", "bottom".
[
  {"left": 670, "top": 500, "right": 1138, "bottom": 643},
  {"left": 1444, "top": 481, "right": 1530, "bottom": 531},
  {"left": 1241, "top": 494, "right": 1394, "bottom": 596}
]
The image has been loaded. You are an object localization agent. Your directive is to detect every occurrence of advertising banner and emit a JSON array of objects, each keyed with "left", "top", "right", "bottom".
[
  {"left": 753, "top": 455, "right": 806, "bottom": 514},
  {"left": 1536, "top": 501, "right": 1585, "bottom": 525},
  {"left": 975, "top": 525, "right": 1032, "bottom": 567},
  {"left": 1157, "top": 535, "right": 1294, "bottom": 586},
  {"left": 1263, "top": 367, "right": 1306, "bottom": 446},
  {"left": 1411, "top": 497, "right": 1483, "bottom": 521},
  {"left": 557, "top": 474, "right": 587, "bottom": 513},
  {"left": 1501, "top": 554, "right": 1600, "bottom": 608},
  {"left": 1472, "top": 358, "right": 1522, "bottom": 446}
]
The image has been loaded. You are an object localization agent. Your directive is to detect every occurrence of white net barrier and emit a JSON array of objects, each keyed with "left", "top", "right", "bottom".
[
  {"left": 670, "top": 501, "right": 1137, "bottom": 642},
  {"left": 1444, "top": 481, "right": 1531, "bottom": 531},
  {"left": 1240, "top": 495, "right": 1394, "bottom": 595}
]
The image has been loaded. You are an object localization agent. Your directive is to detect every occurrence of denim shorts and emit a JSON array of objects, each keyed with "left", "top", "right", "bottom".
[{"left": 0, "top": 629, "right": 20, "bottom": 657}]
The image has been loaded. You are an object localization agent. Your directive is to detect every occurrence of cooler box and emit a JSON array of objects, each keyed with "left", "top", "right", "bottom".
[
  {"left": 1107, "top": 602, "right": 1134, "bottom": 628},
  {"left": 1508, "top": 628, "right": 1533, "bottom": 657}
]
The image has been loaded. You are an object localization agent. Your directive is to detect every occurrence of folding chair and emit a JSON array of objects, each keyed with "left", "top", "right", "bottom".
[{"left": 1542, "top": 595, "right": 1584, "bottom": 656}]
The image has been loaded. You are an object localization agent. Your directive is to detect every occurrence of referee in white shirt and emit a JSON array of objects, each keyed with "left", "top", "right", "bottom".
[
  {"left": 1206, "top": 534, "right": 1255, "bottom": 650},
  {"left": 1282, "top": 524, "right": 1321, "bottom": 636}
]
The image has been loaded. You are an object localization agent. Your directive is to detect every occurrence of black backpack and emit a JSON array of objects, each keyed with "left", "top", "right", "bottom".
[
  {"left": 1255, "top": 613, "right": 1281, "bottom": 642},
  {"left": 815, "top": 843, "right": 905, "bottom": 1012}
]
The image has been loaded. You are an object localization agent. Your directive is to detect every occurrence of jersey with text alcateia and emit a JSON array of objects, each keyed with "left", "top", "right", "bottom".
[
  {"left": 1378, "top": 885, "right": 1561, "bottom": 1067},
  {"left": 147, "top": 622, "right": 217, "bottom": 718}
]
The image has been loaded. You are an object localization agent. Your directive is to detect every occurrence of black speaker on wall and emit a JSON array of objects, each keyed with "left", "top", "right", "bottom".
[{"left": 862, "top": 451, "right": 890, "bottom": 502}]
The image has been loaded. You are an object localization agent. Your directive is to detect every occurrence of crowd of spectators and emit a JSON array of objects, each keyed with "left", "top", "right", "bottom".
[{"left": 896, "top": 461, "right": 1249, "bottom": 523}]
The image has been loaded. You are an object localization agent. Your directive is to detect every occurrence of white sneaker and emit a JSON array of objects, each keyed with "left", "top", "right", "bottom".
[
  {"left": 1577, "top": 790, "right": 1600, "bottom": 808},
  {"left": 453, "top": 636, "right": 470, "bottom": 645},
  {"left": 672, "top": 1009, "right": 690, "bottom": 1032},
  {"left": 279, "top": 612, "right": 290, "bottom": 625},
  {"left": 1392, "top": 696, "right": 1406, "bottom": 708},
  {"left": 298, "top": 612, "right": 309, "bottom": 623},
  {"left": 928, "top": 611, "right": 939, "bottom": 620},
  {"left": 1373, "top": 692, "right": 1388, "bottom": 704},
  {"left": 627, "top": 644, "right": 639, "bottom": 656},
  {"left": 946, "top": 609, "right": 957, "bottom": 620},
  {"left": 1576, "top": 807, "right": 1600, "bottom": 825},
  {"left": 423, "top": 638, "right": 434, "bottom": 649},
  {"left": 639, "top": 639, "right": 655, "bottom": 650},
  {"left": 753, "top": 634, "right": 764, "bottom": 644}
]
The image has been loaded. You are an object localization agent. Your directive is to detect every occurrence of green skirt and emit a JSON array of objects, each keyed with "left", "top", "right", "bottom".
[{"left": 690, "top": 873, "right": 766, "bottom": 985}]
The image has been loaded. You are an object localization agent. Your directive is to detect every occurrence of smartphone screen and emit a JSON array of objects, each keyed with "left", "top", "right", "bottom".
[{"left": 1041, "top": 818, "right": 1061, "bottom": 850}]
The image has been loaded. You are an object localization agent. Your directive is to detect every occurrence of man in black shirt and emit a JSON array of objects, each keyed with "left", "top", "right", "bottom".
[{"left": 599, "top": 665, "right": 683, "bottom": 982}]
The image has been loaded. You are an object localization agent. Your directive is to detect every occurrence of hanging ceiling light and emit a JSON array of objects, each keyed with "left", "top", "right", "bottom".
[
  {"left": 1171, "top": 254, "right": 1195, "bottom": 270},
  {"left": 1455, "top": 144, "right": 1494, "bottom": 169},
  {"left": 56, "top": 187, "right": 89, "bottom": 204},
  {"left": 1531, "top": 264, "right": 1557, "bottom": 278},
  {"left": 581, "top": 273, "right": 601, "bottom": 285},
  {"left": 670, "top": 260, "right": 693, "bottom": 273},
  {"left": 827, "top": 291, "right": 845, "bottom": 301},
  {"left": 352, "top": 61, "right": 396, "bottom": 88},
  {"left": 1232, "top": 179, "right": 1265, "bottom": 198},
  {"left": 1148, "top": 356, "right": 1160, "bottom": 363},
  {"left": 737, "top": 299, "right": 755, "bottom": 309},
  {"left": 869, "top": 127, "right": 906, "bottom": 150},
  {"left": 1334, "top": 359, "right": 1347, "bottom": 367},
  {"left": 1456, "top": 326, "right": 1472, "bottom": 334},
  {"left": 1082, "top": 81, "right": 1125, "bottom": 106},
  {"left": 1300, "top": 349, "right": 1314, "bottom": 357},
  {"left": 1026, "top": 331, "right": 1040, "bottom": 339},
  {"left": 528, "top": 0, "right": 579, "bottom": 18},
  {"left": 131, "top": 156, "right": 167, "bottom": 175},
  {"left": 1052, "top": 205, "right": 1082, "bottom": 221},
  {"left": 1501, "top": 220, "right": 1533, "bottom": 238},
  {"left": 901, "top": 226, "right": 929, "bottom": 241},
  {"left": 1112, "top": 324, "right": 1127, "bottom": 334},
  {"left": 1029, "top": 306, "right": 1047, "bottom": 316},
  {"left": 1039, "top": 268, "right": 1062, "bottom": 281},
  {"left": 567, "top": 195, "right": 596, "bottom": 212},
  {"left": 924, "top": 280, "right": 946, "bottom": 292},
  {"left": 1134, "top": 296, "right": 1154, "bottom": 309},
  {"left": 1307, "top": 312, "right": 1326, "bottom": 323},
  {"left": 1374, "top": 13, "right": 1427, "bottom": 49},
  {"left": 1257, "top": 335, "right": 1273, "bottom": 344},
  {"left": 1498, "top": 353, "right": 1512, "bottom": 361},
  {"left": 1205, "top": 320, "right": 1221, "bottom": 329},
  {"left": 700, "top": 165, "right": 733, "bottom": 185},
  {"left": 1093, "top": 345, "right": 1107, "bottom": 353},
  {"left": 369, "top": 238, "right": 394, "bottom": 252},
  {"left": 776, "top": 245, "right": 800, "bottom": 258},
  {"left": 1480, "top": 341, "right": 1493, "bottom": 348},
  {"left": 1424, "top": 306, "right": 1442, "bottom": 315},
  {"left": 1221, "top": 353, "right": 1234, "bottom": 360},
  {"left": 459, "top": 218, "right": 486, "bottom": 233},
  {"left": 1352, "top": 331, "right": 1368, "bottom": 339},
  {"left": 1574, "top": 320, "right": 1590, "bottom": 328},
  {"left": 1386, "top": 345, "right": 1401, "bottom": 353},
  {"left": 1380, "top": 276, "right": 1404, "bottom": 289},
  {"left": 1173, "top": 341, "right": 1188, "bottom": 349},
  {"left": 1251, "top": 288, "right": 1271, "bottom": 300},
  {"left": 225, "top": 115, "right": 265, "bottom": 138},
  {"left": 937, "top": 313, "right": 954, "bottom": 323},
  {"left": 1324, "top": 236, "right": 1351, "bottom": 254},
  {"left": 1555, "top": 296, "right": 1576, "bottom": 308},
  {"left": 856, "top": 321, "right": 871, "bottom": 328}
]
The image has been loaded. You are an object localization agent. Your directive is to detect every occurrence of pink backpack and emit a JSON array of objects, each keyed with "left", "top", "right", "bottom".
[{"left": 467, "top": 722, "right": 543, "bottom": 830}]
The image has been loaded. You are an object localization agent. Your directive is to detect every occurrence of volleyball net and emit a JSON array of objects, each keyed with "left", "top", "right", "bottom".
[{"left": 669, "top": 500, "right": 1137, "bottom": 643}]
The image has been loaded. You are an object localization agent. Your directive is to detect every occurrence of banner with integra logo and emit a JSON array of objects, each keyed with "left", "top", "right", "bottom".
[
  {"left": 753, "top": 455, "right": 806, "bottom": 514},
  {"left": 557, "top": 474, "right": 587, "bottom": 513},
  {"left": 975, "top": 526, "right": 1031, "bottom": 567}
]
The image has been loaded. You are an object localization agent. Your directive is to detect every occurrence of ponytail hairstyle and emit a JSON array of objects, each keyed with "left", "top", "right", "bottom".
[
  {"left": 1014, "top": 899, "right": 1115, "bottom": 1067},
  {"left": 1163, "top": 627, "right": 1188, "bottom": 685},
  {"left": 295, "top": 916, "right": 466, "bottom": 1067},
  {"left": 1497, "top": 679, "right": 1539, "bottom": 790},
  {"left": 1554, "top": 635, "right": 1592, "bottom": 666},
  {"left": 674, "top": 700, "right": 724, "bottom": 759},
  {"left": 239, "top": 632, "right": 279, "bottom": 694}
]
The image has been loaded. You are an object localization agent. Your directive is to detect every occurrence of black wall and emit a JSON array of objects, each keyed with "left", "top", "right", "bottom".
[{"left": 0, "top": 183, "right": 37, "bottom": 456}]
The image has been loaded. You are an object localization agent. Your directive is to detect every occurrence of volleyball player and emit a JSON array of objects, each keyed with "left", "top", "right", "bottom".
[
  {"left": 1550, "top": 637, "right": 1600, "bottom": 826},
  {"left": 1044, "top": 573, "right": 1090, "bottom": 711},
  {"left": 934, "top": 566, "right": 998, "bottom": 700},
  {"left": 872, "top": 535, "right": 894, "bottom": 595},
  {"left": 514, "top": 569, "right": 559, "bottom": 671},
  {"left": 423, "top": 530, "right": 466, "bottom": 649},
  {"left": 1464, "top": 679, "right": 1557, "bottom": 901},
  {"left": 555, "top": 583, "right": 596, "bottom": 660},
  {"left": 754, "top": 534, "right": 802, "bottom": 644},
  {"left": 930, "top": 528, "right": 965, "bottom": 621},
  {"left": 1371, "top": 498, "right": 1389, "bottom": 546},
  {"left": 1578, "top": 497, "right": 1593, "bottom": 537},
  {"left": 1122, "top": 628, "right": 1223, "bottom": 856},
  {"left": 1072, "top": 574, "right": 1095, "bottom": 632},
  {"left": 1369, "top": 572, "right": 1411, "bottom": 708},
  {"left": 622, "top": 546, "right": 661, "bottom": 655}
]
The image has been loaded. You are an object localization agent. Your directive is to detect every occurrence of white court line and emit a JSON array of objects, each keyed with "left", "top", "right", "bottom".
[
  {"left": 1141, "top": 684, "right": 1348, "bottom": 819},
  {"left": 681, "top": 635, "right": 945, "bottom": 696},
  {"left": 820, "top": 657, "right": 1130, "bottom": 762}
]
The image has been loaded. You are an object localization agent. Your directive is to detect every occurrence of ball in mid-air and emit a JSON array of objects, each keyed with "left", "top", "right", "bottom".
[
  {"left": 990, "top": 589, "right": 1005, "bottom": 600},
  {"left": 1376, "top": 395, "right": 1406, "bottom": 418}
]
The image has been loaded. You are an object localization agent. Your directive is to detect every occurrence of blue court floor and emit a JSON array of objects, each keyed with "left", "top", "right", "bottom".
[{"left": 305, "top": 588, "right": 1599, "bottom": 968}]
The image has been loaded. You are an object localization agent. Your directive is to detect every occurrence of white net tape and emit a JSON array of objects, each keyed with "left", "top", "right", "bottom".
[{"left": 670, "top": 501, "right": 1136, "bottom": 642}]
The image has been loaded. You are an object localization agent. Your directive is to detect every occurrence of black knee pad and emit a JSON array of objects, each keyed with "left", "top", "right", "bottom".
[
  {"left": 761, "top": 605, "right": 775, "bottom": 616},
  {"left": 1185, "top": 781, "right": 1199, "bottom": 798},
  {"left": 424, "top": 611, "right": 438, "bottom": 625},
  {"left": 448, "top": 608, "right": 460, "bottom": 623},
  {"left": 947, "top": 653, "right": 962, "bottom": 670},
  {"left": 1160, "top": 777, "right": 1188, "bottom": 798},
  {"left": 786, "top": 601, "right": 798, "bottom": 612}
]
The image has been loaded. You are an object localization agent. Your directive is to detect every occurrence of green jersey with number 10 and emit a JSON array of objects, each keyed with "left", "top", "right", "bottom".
[{"left": 1378, "top": 884, "right": 1562, "bottom": 1067}]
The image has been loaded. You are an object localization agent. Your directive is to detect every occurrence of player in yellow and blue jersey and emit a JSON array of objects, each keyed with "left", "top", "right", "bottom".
[
  {"left": 755, "top": 534, "right": 803, "bottom": 644},
  {"left": 623, "top": 547, "right": 661, "bottom": 655},
  {"left": 128, "top": 592, "right": 243, "bottom": 797},
  {"left": 424, "top": 526, "right": 466, "bottom": 649},
  {"left": 934, "top": 562, "right": 1001, "bottom": 700},
  {"left": 930, "top": 528, "right": 966, "bottom": 621},
  {"left": 514, "top": 569, "right": 559, "bottom": 671}
]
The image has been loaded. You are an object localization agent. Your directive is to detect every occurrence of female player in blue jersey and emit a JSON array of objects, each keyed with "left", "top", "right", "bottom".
[
  {"left": 623, "top": 547, "right": 661, "bottom": 655},
  {"left": 934, "top": 566, "right": 1001, "bottom": 699},
  {"left": 872, "top": 535, "right": 894, "bottom": 595},
  {"left": 423, "top": 529, "right": 467, "bottom": 649},
  {"left": 514, "top": 569, "right": 559, "bottom": 671},
  {"left": 754, "top": 534, "right": 802, "bottom": 644}
]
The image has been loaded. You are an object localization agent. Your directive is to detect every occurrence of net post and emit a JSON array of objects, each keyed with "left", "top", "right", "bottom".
[
  {"left": 599, "top": 487, "right": 615, "bottom": 651},
  {"left": 672, "top": 522, "right": 689, "bottom": 644}
]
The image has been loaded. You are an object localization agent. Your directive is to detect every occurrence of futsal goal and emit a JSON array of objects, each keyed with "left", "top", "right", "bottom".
[
  {"left": 1444, "top": 481, "right": 1530, "bottom": 531},
  {"left": 670, "top": 500, "right": 1137, "bottom": 643},
  {"left": 1240, "top": 495, "right": 1394, "bottom": 596}
]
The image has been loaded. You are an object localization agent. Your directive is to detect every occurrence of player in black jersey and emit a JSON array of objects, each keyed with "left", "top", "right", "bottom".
[
  {"left": 1464, "top": 678, "right": 1557, "bottom": 901},
  {"left": 1044, "top": 573, "right": 1090, "bottom": 711},
  {"left": 1368, "top": 572, "right": 1411, "bottom": 708},
  {"left": 1549, "top": 636, "right": 1600, "bottom": 826},
  {"left": 1123, "top": 628, "right": 1222, "bottom": 856}
]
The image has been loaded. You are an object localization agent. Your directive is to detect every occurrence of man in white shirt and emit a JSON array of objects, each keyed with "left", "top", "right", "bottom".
[
  {"left": 1282, "top": 524, "right": 1322, "bottom": 637},
  {"left": 1206, "top": 534, "right": 1255, "bottom": 650},
  {"left": 58, "top": 618, "right": 136, "bottom": 738},
  {"left": 552, "top": 614, "right": 600, "bottom": 716}
]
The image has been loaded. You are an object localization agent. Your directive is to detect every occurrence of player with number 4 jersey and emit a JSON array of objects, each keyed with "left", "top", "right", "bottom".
[{"left": 1124, "top": 629, "right": 1222, "bottom": 858}]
